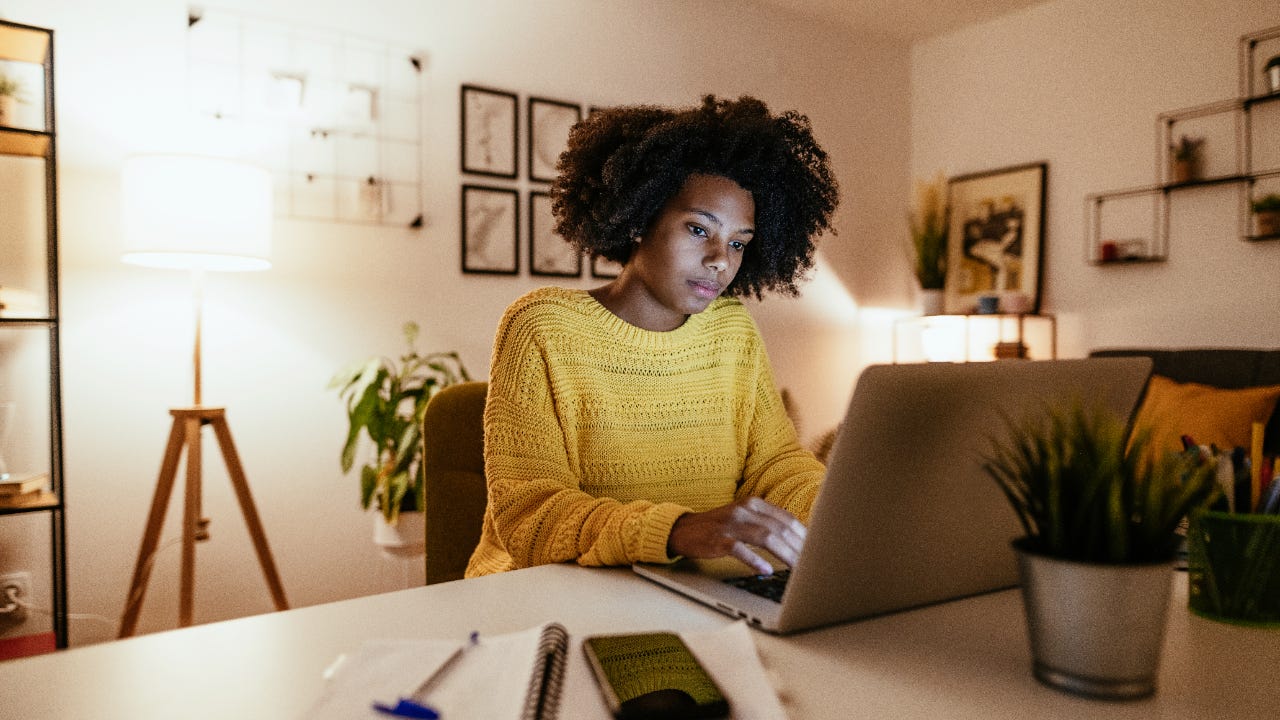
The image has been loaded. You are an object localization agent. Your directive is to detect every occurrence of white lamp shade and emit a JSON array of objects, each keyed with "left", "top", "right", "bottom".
[{"left": 121, "top": 155, "right": 272, "bottom": 271}]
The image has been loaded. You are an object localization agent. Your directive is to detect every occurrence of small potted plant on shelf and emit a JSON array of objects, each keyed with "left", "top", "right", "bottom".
[
  {"left": 329, "top": 321, "right": 470, "bottom": 555},
  {"left": 908, "top": 171, "right": 948, "bottom": 315},
  {"left": 0, "top": 72, "right": 25, "bottom": 126},
  {"left": 1169, "top": 135, "right": 1204, "bottom": 184},
  {"left": 1252, "top": 193, "right": 1280, "bottom": 237},
  {"left": 983, "top": 402, "right": 1219, "bottom": 700}
]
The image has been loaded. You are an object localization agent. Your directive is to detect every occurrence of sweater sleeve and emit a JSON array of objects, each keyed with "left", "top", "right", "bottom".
[
  {"left": 481, "top": 303, "right": 689, "bottom": 569},
  {"left": 735, "top": 341, "right": 825, "bottom": 523}
]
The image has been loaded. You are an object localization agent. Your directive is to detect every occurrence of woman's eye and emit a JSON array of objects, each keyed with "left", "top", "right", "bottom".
[
  {"left": 729, "top": 240, "right": 746, "bottom": 252},
  {"left": 688, "top": 224, "right": 707, "bottom": 237}
]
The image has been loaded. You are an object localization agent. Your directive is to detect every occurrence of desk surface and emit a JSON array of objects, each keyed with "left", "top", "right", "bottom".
[{"left": 0, "top": 564, "right": 1274, "bottom": 719}]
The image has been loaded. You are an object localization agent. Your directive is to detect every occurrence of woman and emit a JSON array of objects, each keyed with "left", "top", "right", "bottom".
[{"left": 466, "top": 95, "right": 839, "bottom": 578}]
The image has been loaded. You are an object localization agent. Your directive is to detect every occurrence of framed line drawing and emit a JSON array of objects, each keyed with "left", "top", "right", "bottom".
[
  {"left": 529, "top": 191, "right": 581, "bottom": 277},
  {"left": 461, "top": 84, "right": 518, "bottom": 178},
  {"left": 944, "top": 162, "right": 1047, "bottom": 314},
  {"left": 461, "top": 184, "right": 519, "bottom": 275},
  {"left": 591, "top": 255, "right": 623, "bottom": 279},
  {"left": 528, "top": 97, "right": 581, "bottom": 182}
]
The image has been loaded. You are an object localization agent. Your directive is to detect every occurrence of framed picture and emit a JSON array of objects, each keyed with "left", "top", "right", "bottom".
[
  {"left": 528, "top": 97, "right": 581, "bottom": 182},
  {"left": 528, "top": 191, "right": 581, "bottom": 277},
  {"left": 944, "top": 162, "right": 1047, "bottom": 314},
  {"left": 461, "top": 184, "right": 519, "bottom": 275},
  {"left": 461, "top": 84, "right": 518, "bottom": 178},
  {"left": 591, "top": 255, "right": 622, "bottom": 279}
]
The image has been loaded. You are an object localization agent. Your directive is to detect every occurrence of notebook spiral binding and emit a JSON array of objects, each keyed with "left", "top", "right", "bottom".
[{"left": 523, "top": 622, "right": 569, "bottom": 720}]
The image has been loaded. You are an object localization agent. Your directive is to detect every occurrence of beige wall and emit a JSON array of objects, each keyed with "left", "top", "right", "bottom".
[
  {"left": 910, "top": 0, "right": 1280, "bottom": 354},
  {"left": 0, "top": 0, "right": 908, "bottom": 645}
]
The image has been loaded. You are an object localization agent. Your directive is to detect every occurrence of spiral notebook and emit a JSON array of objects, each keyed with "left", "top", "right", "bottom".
[{"left": 306, "top": 622, "right": 569, "bottom": 720}]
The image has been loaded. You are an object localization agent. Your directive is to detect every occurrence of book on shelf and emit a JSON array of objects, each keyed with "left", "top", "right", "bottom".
[
  {"left": 0, "top": 472, "right": 49, "bottom": 496},
  {"left": 307, "top": 622, "right": 568, "bottom": 720}
]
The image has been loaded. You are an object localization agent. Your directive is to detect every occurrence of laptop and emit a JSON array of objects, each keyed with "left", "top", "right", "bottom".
[{"left": 633, "top": 357, "right": 1153, "bottom": 634}]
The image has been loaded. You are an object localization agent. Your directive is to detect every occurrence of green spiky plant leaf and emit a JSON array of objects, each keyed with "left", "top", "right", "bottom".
[
  {"left": 983, "top": 401, "right": 1220, "bottom": 564},
  {"left": 328, "top": 322, "right": 470, "bottom": 525}
]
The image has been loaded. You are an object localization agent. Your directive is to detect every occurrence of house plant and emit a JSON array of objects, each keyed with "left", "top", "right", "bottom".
[
  {"left": 329, "top": 322, "right": 470, "bottom": 550},
  {"left": 983, "top": 402, "right": 1219, "bottom": 699},
  {"left": 908, "top": 172, "right": 948, "bottom": 314},
  {"left": 1251, "top": 193, "right": 1280, "bottom": 237},
  {"left": 1169, "top": 135, "right": 1204, "bottom": 184},
  {"left": 0, "top": 72, "right": 24, "bottom": 126}
]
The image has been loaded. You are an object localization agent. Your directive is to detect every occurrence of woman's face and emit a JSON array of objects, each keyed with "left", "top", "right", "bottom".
[{"left": 617, "top": 173, "right": 755, "bottom": 331}]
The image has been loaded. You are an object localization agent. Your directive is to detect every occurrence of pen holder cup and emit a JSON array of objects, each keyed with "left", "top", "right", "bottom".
[{"left": 1187, "top": 510, "right": 1280, "bottom": 627}]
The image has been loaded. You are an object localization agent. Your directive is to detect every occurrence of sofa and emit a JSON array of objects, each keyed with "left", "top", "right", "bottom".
[{"left": 1088, "top": 347, "right": 1280, "bottom": 455}]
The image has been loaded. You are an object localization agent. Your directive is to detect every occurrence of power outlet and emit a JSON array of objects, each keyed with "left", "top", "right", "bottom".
[{"left": 0, "top": 571, "right": 32, "bottom": 625}]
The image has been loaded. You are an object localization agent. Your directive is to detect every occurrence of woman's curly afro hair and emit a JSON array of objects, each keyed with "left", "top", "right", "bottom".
[{"left": 551, "top": 95, "right": 839, "bottom": 299}]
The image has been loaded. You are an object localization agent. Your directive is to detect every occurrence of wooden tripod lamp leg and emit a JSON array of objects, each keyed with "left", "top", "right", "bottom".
[
  {"left": 118, "top": 416, "right": 186, "bottom": 638},
  {"left": 210, "top": 415, "right": 289, "bottom": 611},
  {"left": 178, "top": 413, "right": 204, "bottom": 628}
]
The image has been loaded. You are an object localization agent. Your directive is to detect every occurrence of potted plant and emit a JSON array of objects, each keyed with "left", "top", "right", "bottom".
[
  {"left": 983, "top": 402, "right": 1219, "bottom": 700},
  {"left": 1169, "top": 135, "right": 1204, "bottom": 184},
  {"left": 329, "top": 321, "right": 470, "bottom": 553},
  {"left": 1252, "top": 193, "right": 1280, "bottom": 237},
  {"left": 0, "top": 72, "right": 24, "bottom": 126},
  {"left": 908, "top": 172, "right": 948, "bottom": 315}
]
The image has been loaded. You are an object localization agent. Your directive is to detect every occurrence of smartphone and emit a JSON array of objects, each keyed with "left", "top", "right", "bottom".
[{"left": 582, "top": 632, "right": 730, "bottom": 720}]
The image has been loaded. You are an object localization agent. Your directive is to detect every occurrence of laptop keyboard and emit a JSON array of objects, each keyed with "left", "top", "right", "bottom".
[{"left": 724, "top": 568, "right": 790, "bottom": 603}]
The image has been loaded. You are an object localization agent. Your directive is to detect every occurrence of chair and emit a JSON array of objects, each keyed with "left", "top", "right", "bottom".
[{"left": 421, "top": 381, "right": 489, "bottom": 584}]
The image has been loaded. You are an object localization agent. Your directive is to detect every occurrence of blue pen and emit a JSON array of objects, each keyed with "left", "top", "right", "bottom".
[{"left": 373, "top": 631, "right": 480, "bottom": 719}]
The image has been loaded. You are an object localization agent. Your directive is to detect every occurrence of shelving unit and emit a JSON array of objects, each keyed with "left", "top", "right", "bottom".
[
  {"left": 0, "top": 19, "right": 67, "bottom": 648},
  {"left": 892, "top": 313, "right": 1057, "bottom": 364},
  {"left": 1086, "top": 25, "right": 1280, "bottom": 264}
]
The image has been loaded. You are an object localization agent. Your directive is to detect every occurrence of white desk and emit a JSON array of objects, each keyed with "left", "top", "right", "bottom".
[{"left": 0, "top": 564, "right": 1274, "bottom": 719}]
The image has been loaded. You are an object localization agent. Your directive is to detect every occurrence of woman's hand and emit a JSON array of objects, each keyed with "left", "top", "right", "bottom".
[{"left": 667, "top": 497, "right": 807, "bottom": 575}]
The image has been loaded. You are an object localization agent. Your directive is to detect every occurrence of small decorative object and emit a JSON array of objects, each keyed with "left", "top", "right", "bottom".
[
  {"left": 1266, "top": 54, "right": 1280, "bottom": 95},
  {"left": 0, "top": 71, "right": 25, "bottom": 126},
  {"left": 1251, "top": 193, "right": 1280, "bottom": 237},
  {"left": 528, "top": 96, "right": 581, "bottom": 183},
  {"left": 975, "top": 294, "right": 999, "bottom": 314},
  {"left": 944, "top": 162, "right": 1045, "bottom": 315},
  {"left": 461, "top": 184, "right": 519, "bottom": 275},
  {"left": 329, "top": 322, "right": 470, "bottom": 530},
  {"left": 908, "top": 172, "right": 948, "bottom": 315},
  {"left": 461, "top": 84, "right": 518, "bottom": 178},
  {"left": 984, "top": 403, "right": 1219, "bottom": 700},
  {"left": 1169, "top": 135, "right": 1204, "bottom": 184},
  {"left": 529, "top": 191, "right": 581, "bottom": 277}
]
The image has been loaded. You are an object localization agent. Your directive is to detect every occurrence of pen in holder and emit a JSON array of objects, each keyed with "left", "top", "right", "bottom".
[{"left": 1187, "top": 510, "right": 1280, "bottom": 627}]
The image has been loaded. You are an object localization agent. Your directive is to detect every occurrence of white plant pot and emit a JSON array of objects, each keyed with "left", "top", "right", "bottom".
[
  {"left": 919, "top": 288, "right": 945, "bottom": 316},
  {"left": 373, "top": 510, "right": 425, "bottom": 558},
  {"left": 1014, "top": 540, "right": 1175, "bottom": 700}
]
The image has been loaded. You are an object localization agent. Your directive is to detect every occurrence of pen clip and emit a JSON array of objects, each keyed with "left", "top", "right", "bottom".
[{"left": 372, "top": 699, "right": 439, "bottom": 719}]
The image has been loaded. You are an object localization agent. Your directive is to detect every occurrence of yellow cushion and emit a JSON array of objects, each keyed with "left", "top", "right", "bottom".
[{"left": 1132, "top": 374, "right": 1280, "bottom": 457}]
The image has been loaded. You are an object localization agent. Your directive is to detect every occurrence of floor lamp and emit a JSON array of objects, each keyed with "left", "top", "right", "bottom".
[{"left": 117, "top": 154, "right": 288, "bottom": 637}]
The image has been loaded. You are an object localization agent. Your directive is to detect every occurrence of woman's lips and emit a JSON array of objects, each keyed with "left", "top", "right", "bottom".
[{"left": 689, "top": 279, "right": 722, "bottom": 299}]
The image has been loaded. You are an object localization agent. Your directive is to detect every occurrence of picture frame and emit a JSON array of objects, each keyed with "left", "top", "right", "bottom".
[
  {"left": 944, "top": 162, "right": 1047, "bottom": 314},
  {"left": 529, "top": 191, "right": 581, "bottom": 277},
  {"left": 461, "top": 84, "right": 518, "bottom": 178},
  {"left": 461, "top": 184, "right": 519, "bottom": 275},
  {"left": 528, "top": 97, "right": 581, "bottom": 183},
  {"left": 591, "top": 255, "right": 622, "bottom": 279}
]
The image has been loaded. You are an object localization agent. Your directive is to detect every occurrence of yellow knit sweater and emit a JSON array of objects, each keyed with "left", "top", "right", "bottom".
[{"left": 465, "top": 287, "right": 824, "bottom": 577}]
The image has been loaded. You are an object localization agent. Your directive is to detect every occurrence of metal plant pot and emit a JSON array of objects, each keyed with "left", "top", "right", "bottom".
[{"left": 1013, "top": 539, "right": 1175, "bottom": 700}]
